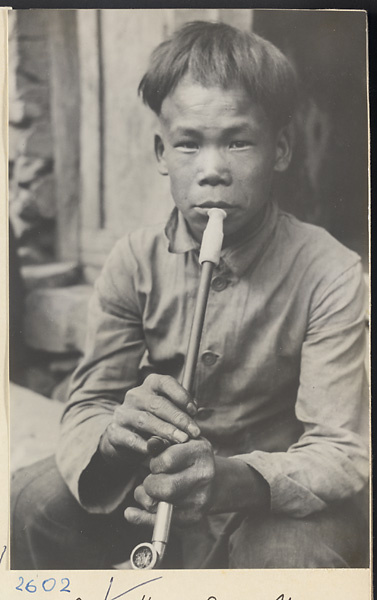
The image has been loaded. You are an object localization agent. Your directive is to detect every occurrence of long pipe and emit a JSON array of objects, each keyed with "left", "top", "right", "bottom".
[{"left": 130, "top": 208, "right": 227, "bottom": 570}]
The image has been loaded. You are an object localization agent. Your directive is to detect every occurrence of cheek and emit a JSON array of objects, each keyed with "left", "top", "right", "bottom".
[
  {"left": 167, "top": 158, "right": 196, "bottom": 190},
  {"left": 168, "top": 172, "right": 191, "bottom": 207},
  {"left": 165, "top": 148, "right": 193, "bottom": 170},
  {"left": 233, "top": 157, "right": 274, "bottom": 187}
]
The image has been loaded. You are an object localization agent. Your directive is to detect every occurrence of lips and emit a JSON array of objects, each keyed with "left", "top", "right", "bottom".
[
  {"left": 194, "top": 203, "right": 235, "bottom": 218},
  {"left": 196, "top": 201, "right": 233, "bottom": 210}
]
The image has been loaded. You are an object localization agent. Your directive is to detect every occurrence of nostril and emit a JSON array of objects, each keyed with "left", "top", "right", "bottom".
[
  {"left": 199, "top": 177, "right": 221, "bottom": 186},
  {"left": 199, "top": 174, "right": 230, "bottom": 186}
]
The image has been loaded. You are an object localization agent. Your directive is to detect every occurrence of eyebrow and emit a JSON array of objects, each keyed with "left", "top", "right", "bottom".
[
  {"left": 171, "top": 127, "right": 202, "bottom": 137},
  {"left": 171, "top": 123, "right": 257, "bottom": 137}
]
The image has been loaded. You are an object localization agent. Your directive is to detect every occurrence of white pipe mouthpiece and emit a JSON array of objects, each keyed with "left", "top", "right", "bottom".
[{"left": 199, "top": 208, "right": 227, "bottom": 265}]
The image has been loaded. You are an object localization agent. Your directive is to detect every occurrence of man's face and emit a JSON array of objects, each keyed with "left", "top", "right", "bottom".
[{"left": 155, "top": 76, "right": 291, "bottom": 244}]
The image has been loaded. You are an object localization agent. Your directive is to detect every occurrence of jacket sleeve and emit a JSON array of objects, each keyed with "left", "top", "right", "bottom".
[
  {"left": 56, "top": 235, "right": 147, "bottom": 513},
  {"left": 233, "top": 261, "right": 369, "bottom": 517}
]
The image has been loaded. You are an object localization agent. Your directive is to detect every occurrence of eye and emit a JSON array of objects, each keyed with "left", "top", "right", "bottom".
[
  {"left": 229, "top": 140, "right": 252, "bottom": 150},
  {"left": 175, "top": 141, "right": 199, "bottom": 153}
]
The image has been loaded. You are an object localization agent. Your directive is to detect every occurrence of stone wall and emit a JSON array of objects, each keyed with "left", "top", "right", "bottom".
[
  {"left": 9, "top": 11, "right": 56, "bottom": 265},
  {"left": 9, "top": 11, "right": 86, "bottom": 401}
]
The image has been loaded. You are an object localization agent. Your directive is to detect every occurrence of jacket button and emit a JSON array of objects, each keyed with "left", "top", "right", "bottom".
[
  {"left": 211, "top": 276, "right": 228, "bottom": 292},
  {"left": 201, "top": 351, "right": 218, "bottom": 366},
  {"left": 196, "top": 407, "right": 214, "bottom": 420}
]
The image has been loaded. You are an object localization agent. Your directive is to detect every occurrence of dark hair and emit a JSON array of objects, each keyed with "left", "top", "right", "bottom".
[{"left": 138, "top": 21, "right": 298, "bottom": 130}]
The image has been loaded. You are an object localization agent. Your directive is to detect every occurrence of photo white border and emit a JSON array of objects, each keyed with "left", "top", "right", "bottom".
[{"left": 0, "top": 7, "right": 371, "bottom": 599}]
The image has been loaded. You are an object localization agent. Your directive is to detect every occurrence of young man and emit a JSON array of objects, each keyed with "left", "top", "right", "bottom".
[{"left": 11, "top": 21, "right": 368, "bottom": 569}]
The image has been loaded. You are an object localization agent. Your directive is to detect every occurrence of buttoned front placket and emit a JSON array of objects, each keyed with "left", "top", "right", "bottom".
[{"left": 192, "top": 259, "right": 238, "bottom": 424}]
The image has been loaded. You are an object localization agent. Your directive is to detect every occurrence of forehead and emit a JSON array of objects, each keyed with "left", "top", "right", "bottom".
[{"left": 159, "top": 76, "right": 270, "bottom": 131}]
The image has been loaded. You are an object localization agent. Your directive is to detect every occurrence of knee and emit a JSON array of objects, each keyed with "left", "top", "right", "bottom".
[
  {"left": 11, "top": 456, "right": 73, "bottom": 533},
  {"left": 228, "top": 512, "right": 349, "bottom": 568},
  {"left": 228, "top": 514, "right": 295, "bottom": 568},
  {"left": 12, "top": 470, "right": 44, "bottom": 534}
]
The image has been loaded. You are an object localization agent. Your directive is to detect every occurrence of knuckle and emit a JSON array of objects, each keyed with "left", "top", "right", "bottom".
[
  {"left": 145, "top": 373, "right": 160, "bottom": 388},
  {"left": 146, "top": 496, "right": 157, "bottom": 511},
  {"left": 108, "top": 424, "right": 127, "bottom": 450},
  {"left": 201, "top": 438, "right": 212, "bottom": 452},
  {"left": 150, "top": 454, "right": 166, "bottom": 474},
  {"left": 196, "top": 490, "right": 209, "bottom": 507},
  {"left": 205, "top": 468, "right": 216, "bottom": 485},
  {"left": 162, "top": 375, "right": 182, "bottom": 396},
  {"left": 134, "top": 485, "right": 143, "bottom": 502},
  {"left": 135, "top": 487, "right": 155, "bottom": 512},
  {"left": 161, "top": 478, "right": 178, "bottom": 501},
  {"left": 172, "top": 410, "right": 189, "bottom": 429},
  {"left": 113, "top": 405, "right": 125, "bottom": 423},
  {"left": 197, "top": 470, "right": 209, "bottom": 485},
  {"left": 136, "top": 413, "right": 146, "bottom": 429},
  {"left": 199, "top": 440, "right": 214, "bottom": 459},
  {"left": 156, "top": 452, "right": 172, "bottom": 472},
  {"left": 202, "top": 461, "right": 215, "bottom": 480},
  {"left": 163, "top": 453, "right": 173, "bottom": 471},
  {"left": 125, "top": 430, "right": 137, "bottom": 450},
  {"left": 106, "top": 421, "right": 117, "bottom": 443},
  {"left": 124, "top": 388, "right": 137, "bottom": 404},
  {"left": 169, "top": 478, "right": 180, "bottom": 498},
  {"left": 149, "top": 395, "right": 162, "bottom": 413},
  {"left": 143, "top": 474, "right": 156, "bottom": 496},
  {"left": 132, "top": 512, "right": 143, "bottom": 525}
]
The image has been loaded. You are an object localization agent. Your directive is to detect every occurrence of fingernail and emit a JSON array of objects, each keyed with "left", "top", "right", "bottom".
[
  {"left": 173, "top": 429, "right": 189, "bottom": 443},
  {"left": 188, "top": 423, "right": 201, "bottom": 438},
  {"left": 187, "top": 402, "right": 197, "bottom": 416}
]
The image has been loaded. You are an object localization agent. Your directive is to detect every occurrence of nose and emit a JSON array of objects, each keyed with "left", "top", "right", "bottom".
[{"left": 198, "top": 147, "right": 231, "bottom": 186}]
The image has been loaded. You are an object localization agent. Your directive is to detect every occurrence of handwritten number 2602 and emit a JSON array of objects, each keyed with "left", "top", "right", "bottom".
[{"left": 16, "top": 576, "right": 71, "bottom": 593}]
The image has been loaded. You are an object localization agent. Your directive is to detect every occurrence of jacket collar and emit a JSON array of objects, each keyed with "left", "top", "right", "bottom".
[{"left": 165, "top": 201, "right": 278, "bottom": 277}]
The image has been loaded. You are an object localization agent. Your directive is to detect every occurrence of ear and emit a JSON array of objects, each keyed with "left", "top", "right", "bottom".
[
  {"left": 274, "top": 125, "right": 293, "bottom": 173},
  {"left": 154, "top": 133, "right": 169, "bottom": 176}
]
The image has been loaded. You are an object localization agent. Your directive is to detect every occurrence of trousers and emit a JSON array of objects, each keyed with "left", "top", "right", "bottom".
[{"left": 11, "top": 456, "right": 369, "bottom": 570}]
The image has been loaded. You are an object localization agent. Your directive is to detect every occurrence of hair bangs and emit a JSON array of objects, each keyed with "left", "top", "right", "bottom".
[{"left": 138, "top": 21, "right": 298, "bottom": 130}]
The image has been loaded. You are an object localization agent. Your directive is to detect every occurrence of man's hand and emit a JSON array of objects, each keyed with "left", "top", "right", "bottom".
[
  {"left": 125, "top": 445, "right": 272, "bottom": 527},
  {"left": 124, "top": 438, "right": 216, "bottom": 526},
  {"left": 99, "top": 374, "right": 201, "bottom": 465}
]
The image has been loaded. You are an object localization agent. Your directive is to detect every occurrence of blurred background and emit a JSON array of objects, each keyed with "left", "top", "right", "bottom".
[{"left": 8, "top": 9, "right": 369, "bottom": 469}]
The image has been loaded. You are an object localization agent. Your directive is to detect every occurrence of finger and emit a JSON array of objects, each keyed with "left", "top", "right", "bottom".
[
  {"left": 123, "top": 378, "right": 201, "bottom": 439},
  {"left": 149, "top": 441, "right": 195, "bottom": 474},
  {"left": 122, "top": 391, "right": 201, "bottom": 440},
  {"left": 104, "top": 422, "right": 148, "bottom": 458},
  {"left": 125, "top": 408, "right": 191, "bottom": 444},
  {"left": 150, "top": 439, "right": 212, "bottom": 474},
  {"left": 134, "top": 485, "right": 158, "bottom": 513},
  {"left": 147, "top": 436, "right": 170, "bottom": 457},
  {"left": 144, "top": 374, "right": 197, "bottom": 416},
  {"left": 124, "top": 507, "right": 156, "bottom": 528},
  {"left": 143, "top": 466, "right": 207, "bottom": 502},
  {"left": 147, "top": 396, "right": 201, "bottom": 439}
]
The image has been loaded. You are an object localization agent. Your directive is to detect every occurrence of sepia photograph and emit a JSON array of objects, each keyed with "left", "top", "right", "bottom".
[{"left": 7, "top": 8, "right": 370, "bottom": 575}]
